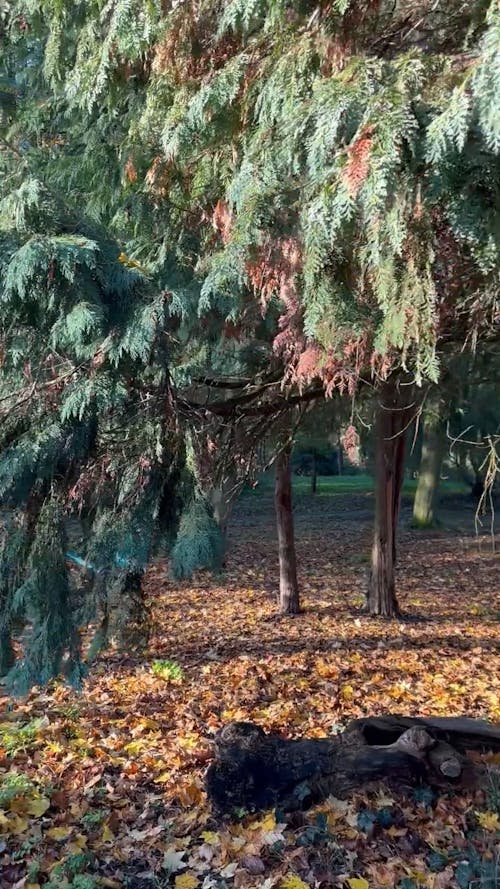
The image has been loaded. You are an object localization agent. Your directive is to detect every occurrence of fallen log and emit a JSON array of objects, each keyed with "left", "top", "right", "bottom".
[{"left": 205, "top": 716, "right": 500, "bottom": 818}]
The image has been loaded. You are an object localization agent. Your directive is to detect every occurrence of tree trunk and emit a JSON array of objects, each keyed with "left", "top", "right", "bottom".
[
  {"left": 210, "top": 479, "right": 236, "bottom": 538},
  {"left": 367, "top": 380, "right": 415, "bottom": 617},
  {"left": 275, "top": 445, "right": 300, "bottom": 615},
  {"left": 311, "top": 452, "right": 317, "bottom": 494},
  {"left": 337, "top": 433, "right": 343, "bottom": 476},
  {"left": 413, "top": 389, "right": 446, "bottom": 528}
]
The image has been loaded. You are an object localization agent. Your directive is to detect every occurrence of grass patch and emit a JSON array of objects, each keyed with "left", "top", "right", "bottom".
[{"left": 247, "top": 472, "right": 469, "bottom": 498}]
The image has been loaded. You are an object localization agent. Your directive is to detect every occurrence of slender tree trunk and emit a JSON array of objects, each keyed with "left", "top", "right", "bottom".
[
  {"left": 311, "top": 452, "right": 318, "bottom": 494},
  {"left": 337, "top": 433, "right": 343, "bottom": 476},
  {"left": 367, "top": 380, "right": 415, "bottom": 617},
  {"left": 413, "top": 389, "right": 446, "bottom": 528},
  {"left": 210, "top": 480, "right": 235, "bottom": 538},
  {"left": 275, "top": 445, "right": 300, "bottom": 614}
]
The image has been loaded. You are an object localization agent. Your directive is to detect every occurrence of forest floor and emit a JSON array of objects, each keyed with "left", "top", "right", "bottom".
[{"left": 0, "top": 489, "right": 499, "bottom": 889}]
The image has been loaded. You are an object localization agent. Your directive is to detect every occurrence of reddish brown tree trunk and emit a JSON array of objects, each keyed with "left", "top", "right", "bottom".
[
  {"left": 367, "top": 380, "right": 415, "bottom": 617},
  {"left": 275, "top": 445, "right": 300, "bottom": 615}
]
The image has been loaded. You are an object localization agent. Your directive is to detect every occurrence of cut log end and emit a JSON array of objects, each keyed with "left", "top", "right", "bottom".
[{"left": 439, "top": 758, "right": 462, "bottom": 778}]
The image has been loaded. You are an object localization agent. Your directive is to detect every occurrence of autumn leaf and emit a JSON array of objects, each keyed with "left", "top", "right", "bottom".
[
  {"left": 26, "top": 796, "right": 51, "bottom": 817},
  {"left": 475, "top": 811, "right": 500, "bottom": 831},
  {"left": 46, "top": 825, "right": 73, "bottom": 840},
  {"left": 200, "top": 830, "right": 220, "bottom": 845},
  {"left": 174, "top": 874, "right": 198, "bottom": 889},
  {"left": 101, "top": 823, "right": 115, "bottom": 842},
  {"left": 8, "top": 815, "right": 29, "bottom": 835},
  {"left": 281, "top": 876, "right": 309, "bottom": 889},
  {"left": 347, "top": 879, "right": 370, "bottom": 889},
  {"left": 163, "top": 850, "right": 187, "bottom": 874},
  {"left": 249, "top": 811, "right": 276, "bottom": 831}
]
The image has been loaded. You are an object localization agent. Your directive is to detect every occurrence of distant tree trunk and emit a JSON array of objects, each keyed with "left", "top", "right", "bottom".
[
  {"left": 337, "top": 433, "right": 343, "bottom": 476},
  {"left": 367, "top": 380, "right": 415, "bottom": 617},
  {"left": 275, "top": 445, "right": 300, "bottom": 614},
  {"left": 210, "top": 478, "right": 237, "bottom": 538},
  {"left": 413, "top": 389, "right": 446, "bottom": 528},
  {"left": 311, "top": 452, "right": 318, "bottom": 494}
]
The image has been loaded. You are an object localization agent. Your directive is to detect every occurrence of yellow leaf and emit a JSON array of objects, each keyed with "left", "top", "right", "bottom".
[
  {"left": 347, "top": 879, "right": 370, "bottom": 889},
  {"left": 249, "top": 811, "right": 276, "bottom": 831},
  {"left": 341, "top": 685, "right": 354, "bottom": 700},
  {"left": 175, "top": 874, "right": 198, "bottom": 889},
  {"left": 154, "top": 771, "right": 171, "bottom": 783},
  {"left": 66, "top": 834, "right": 88, "bottom": 854},
  {"left": 101, "top": 823, "right": 115, "bottom": 842},
  {"left": 26, "top": 796, "right": 51, "bottom": 817},
  {"left": 46, "top": 825, "right": 73, "bottom": 840},
  {"left": 476, "top": 811, "right": 500, "bottom": 832},
  {"left": 124, "top": 740, "right": 143, "bottom": 753},
  {"left": 281, "top": 876, "right": 309, "bottom": 889},
  {"left": 200, "top": 830, "right": 219, "bottom": 845},
  {"left": 9, "top": 815, "right": 29, "bottom": 835}
]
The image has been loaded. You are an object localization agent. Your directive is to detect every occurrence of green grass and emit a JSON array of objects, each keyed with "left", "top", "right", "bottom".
[{"left": 247, "top": 473, "right": 468, "bottom": 497}]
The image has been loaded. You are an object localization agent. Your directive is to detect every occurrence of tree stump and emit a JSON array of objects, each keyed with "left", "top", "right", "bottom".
[{"left": 205, "top": 716, "right": 500, "bottom": 818}]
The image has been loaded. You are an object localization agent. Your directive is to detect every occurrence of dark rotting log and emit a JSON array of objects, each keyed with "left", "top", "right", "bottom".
[{"left": 205, "top": 716, "right": 500, "bottom": 818}]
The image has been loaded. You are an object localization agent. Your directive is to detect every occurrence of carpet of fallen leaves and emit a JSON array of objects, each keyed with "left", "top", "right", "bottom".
[{"left": 1, "top": 492, "right": 499, "bottom": 889}]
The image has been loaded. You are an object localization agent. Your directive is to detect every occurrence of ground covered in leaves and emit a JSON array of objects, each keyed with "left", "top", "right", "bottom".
[{"left": 1, "top": 490, "right": 499, "bottom": 889}]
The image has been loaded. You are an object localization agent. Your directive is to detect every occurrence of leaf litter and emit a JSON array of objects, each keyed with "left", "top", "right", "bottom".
[{"left": 0, "top": 491, "right": 498, "bottom": 888}]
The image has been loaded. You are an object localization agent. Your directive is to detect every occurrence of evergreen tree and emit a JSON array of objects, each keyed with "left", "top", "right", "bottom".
[
  {"left": 0, "top": 0, "right": 500, "bottom": 644},
  {"left": 0, "top": 168, "right": 181, "bottom": 689}
]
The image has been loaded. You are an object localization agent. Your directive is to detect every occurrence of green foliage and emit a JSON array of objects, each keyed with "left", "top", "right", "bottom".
[
  {"left": 171, "top": 497, "right": 225, "bottom": 579},
  {"left": 0, "top": 771, "right": 36, "bottom": 805},
  {"left": 4, "top": 0, "right": 494, "bottom": 389},
  {"left": 151, "top": 658, "right": 184, "bottom": 681},
  {"left": 0, "top": 171, "right": 182, "bottom": 689},
  {"left": 5, "top": 495, "right": 80, "bottom": 694},
  {"left": 0, "top": 717, "right": 48, "bottom": 756},
  {"left": 1, "top": 0, "right": 499, "bottom": 690}
]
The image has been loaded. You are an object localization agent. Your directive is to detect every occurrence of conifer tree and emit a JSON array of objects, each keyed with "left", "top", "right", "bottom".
[
  {"left": 1, "top": 0, "right": 499, "bottom": 644},
  {"left": 0, "top": 167, "right": 182, "bottom": 689}
]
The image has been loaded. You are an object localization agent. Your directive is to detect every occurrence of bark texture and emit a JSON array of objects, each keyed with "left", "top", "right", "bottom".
[
  {"left": 367, "top": 380, "right": 415, "bottom": 616},
  {"left": 275, "top": 445, "right": 300, "bottom": 614},
  {"left": 206, "top": 716, "right": 500, "bottom": 818}
]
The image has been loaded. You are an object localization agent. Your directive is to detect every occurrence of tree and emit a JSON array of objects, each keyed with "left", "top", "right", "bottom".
[
  {"left": 367, "top": 378, "right": 417, "bottom": 616},
  {"left": 275, "top": 443, "right": 300, "bottom": 614},
  {"left": 1, "top": 0, "right": 499, "bottom": 674},
  {"left": 0, "top": 173, "right": 182, "bottom": 690},
  {"left": 412, "top": 387, "right": 448, "bottom": 528}
]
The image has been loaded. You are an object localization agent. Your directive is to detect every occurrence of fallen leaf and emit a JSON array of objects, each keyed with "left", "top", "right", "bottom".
[
  {"left": 347, "top": 879, "right": 369, "bottom": 889},
  {"left": 164, "top": 850, "right": 187, "bottom": 875},
  {"left": 101, "top": 823, "right": 115, "bottom": 843},
  {"left": 281, "top": 876, "right": 309, "bottom": 889},
  {"left": 475, "top": 810, "right": 500, "bottom": 831},
  {"left": 46, "top": 825, "right": 73, "bottom": 840},
  {"left": 26, "top": 796, "right": 50, "bottom": 817},
  {"left": 241, "top": 855, "right": 265, "bottom": 875},
  {"left": 175, "top": 874, "right": 199, "bottom": 889}
]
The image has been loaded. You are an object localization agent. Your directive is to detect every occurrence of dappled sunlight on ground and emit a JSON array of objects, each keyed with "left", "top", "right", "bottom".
[{"left": 0, "top": 492, "right": 498, "bottom": 887}]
